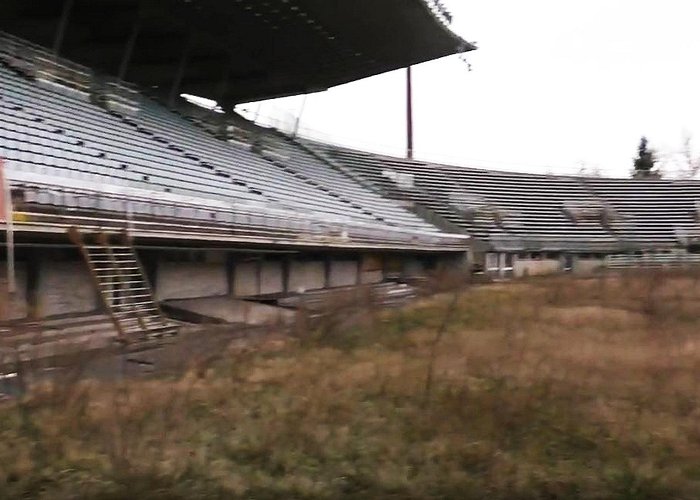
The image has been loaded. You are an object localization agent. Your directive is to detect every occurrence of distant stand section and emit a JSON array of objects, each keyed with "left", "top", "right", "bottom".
[{"left": 301, "top": 138, "right": 700, "bottom": 253}]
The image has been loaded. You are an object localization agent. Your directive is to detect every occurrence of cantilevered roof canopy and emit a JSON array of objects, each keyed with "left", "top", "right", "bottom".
[{"left": 1, "top": 0, "right": 474, "bottom": 106}]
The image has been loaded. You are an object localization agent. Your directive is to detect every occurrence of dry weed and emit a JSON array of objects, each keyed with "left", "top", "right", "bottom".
[{"left": 0, "top": 270, "right": 699, "bottom": 498}]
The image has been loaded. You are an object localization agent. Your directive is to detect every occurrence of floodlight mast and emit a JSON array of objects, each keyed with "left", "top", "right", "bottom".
[{"left": 406, "top": 66, "right": 414, "bottom": 160}]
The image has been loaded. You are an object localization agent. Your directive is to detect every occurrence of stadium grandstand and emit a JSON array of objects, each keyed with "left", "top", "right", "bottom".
[
  {"left": 0, "top": 0, "right": 698, "bottom": 355},
  {"left": 0, "top": 0, "right": 473, "bottom": 350}
]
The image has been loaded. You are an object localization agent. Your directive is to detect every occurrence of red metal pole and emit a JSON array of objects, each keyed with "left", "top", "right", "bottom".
[{"left": 406, "top": 66, "right": 414, "bottom": 160}]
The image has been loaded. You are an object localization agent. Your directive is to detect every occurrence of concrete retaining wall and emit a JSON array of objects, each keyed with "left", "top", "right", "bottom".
[
  {"left": 289, "top": 261, "right": 325, "bottom": 292},
  {"left": 156, "top": 262, "right": 228, "bottom": 300},
  {"left": 233, "top": 261, "right": 259, "bottom": 297},
  {"left": 37, "top": 261, "right": 97, "bottom": 317},
  {"left": 329, "top": 260, "right": 358, "bottom": 288},
  {"left": 260, "top": 261, "right": 284, "bottom": 295}
]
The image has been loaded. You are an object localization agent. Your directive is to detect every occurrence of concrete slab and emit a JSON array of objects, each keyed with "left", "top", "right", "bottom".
[
  {"left": 0, "top": 313, "right": 119, "bottom": 364},
  {"left": 165, "top": 297, "right": 294, "bottom": 326}
]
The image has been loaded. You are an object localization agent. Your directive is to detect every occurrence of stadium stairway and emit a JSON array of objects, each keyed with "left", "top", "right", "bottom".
[{"left": 70, "top": 229, "right": 178, "bottom": 342}]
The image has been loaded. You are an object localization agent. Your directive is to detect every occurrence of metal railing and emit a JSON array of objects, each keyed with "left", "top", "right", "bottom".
[
  {"left": 606, "top": 253, "right": 700, "bottom": 269},
  {"left": 9, "top": 174, "right": 469, "bottom": 250},
  {"left": 0, "top": 31, "right": 93, "bottom": 94},
  {"left": 9, "top": 209, "right": 468, "bottom": 251},
  {"left": 93, "top": 77, "right": 141, "bottom": 115},
  {"left": 421, "top": 0, "right": 454, "bottom": 27}
]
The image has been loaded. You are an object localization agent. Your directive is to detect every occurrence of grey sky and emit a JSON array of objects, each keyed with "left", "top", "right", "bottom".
[{"left": 239, "top": 1, "right": 700, "bottom": 178}]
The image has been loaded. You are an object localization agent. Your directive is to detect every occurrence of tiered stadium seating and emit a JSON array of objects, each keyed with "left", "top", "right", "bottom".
[
  {"left": 0, "top": 57, "right": 462, "bottom": 249},
  {"left": 308, "top": 142, "right": 622, "bottom": 251},
  {"left": 244, "top": 128, "right": 439, "bottom": 232},
  {"left": 582, "top": 178, "right": 700, "bottom": 247},
  {"left": 135, "top": 102, "right": 438, "bottom": 232},
  {"left": 307, "top": 141, "right": 700, "bottom": 252},
  {"left": 0, "top": 66, "right": 263, "bottom": 204}
]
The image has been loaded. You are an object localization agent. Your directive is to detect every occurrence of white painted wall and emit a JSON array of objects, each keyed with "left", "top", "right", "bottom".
[
  {"left": 37, "top": 261, "right": 97, "bottom": 317},
  {"left": 289, "top": 261, "right": 325, "bottom": 292},
  {"left": 329, "top": 260, "right": 358, "bottom": 288},
  {"left": 260, "top": 261, "right": 284, "bottom": 295},
  {"left": 233, "top": 261, "right": 259, "bottom": 297},
  {"left": 156, "top": 262, "right": 228, "bottom": 300}
]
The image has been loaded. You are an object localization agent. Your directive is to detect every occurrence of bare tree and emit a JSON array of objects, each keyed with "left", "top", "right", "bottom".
[{"left": 681, "top": 134, "right": 700, "bottom": 179}]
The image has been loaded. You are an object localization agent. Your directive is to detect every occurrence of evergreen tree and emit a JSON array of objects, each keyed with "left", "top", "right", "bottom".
[{"left": 633, "top": 136, "right": 660, "bottom": 178}]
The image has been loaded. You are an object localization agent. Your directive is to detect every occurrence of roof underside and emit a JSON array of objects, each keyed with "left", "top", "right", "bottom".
[{"left": 1, "top": 0, "right": 474, "bottom": 106}]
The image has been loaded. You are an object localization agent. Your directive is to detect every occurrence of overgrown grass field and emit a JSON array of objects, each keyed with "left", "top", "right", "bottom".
[{"left": 2, "top": 270, "right": 700, "bottom": 499}]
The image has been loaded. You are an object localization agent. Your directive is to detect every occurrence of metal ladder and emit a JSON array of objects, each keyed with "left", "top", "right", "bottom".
[{"left": 70, "top": 228, "right": 178, "bottom": 342}]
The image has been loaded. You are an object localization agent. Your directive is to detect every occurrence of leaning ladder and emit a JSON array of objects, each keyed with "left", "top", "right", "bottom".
[{"left": 69, "top": 228, "right": 178, "bottom": 342}]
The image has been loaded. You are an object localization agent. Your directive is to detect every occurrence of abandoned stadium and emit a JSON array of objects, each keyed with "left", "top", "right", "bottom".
[{"left": 1, "top": 0, "right": 700, "bottom": 359}]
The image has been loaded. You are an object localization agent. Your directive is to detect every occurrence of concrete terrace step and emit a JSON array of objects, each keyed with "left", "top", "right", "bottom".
[
  {"left": 278, "top": 283, "right": 416, "bottom": 310},
  {"left": 0, "top": 314, "right": 117, "bottom": 344},
  {"left": 0, "top": 314, "right": 120, "bottom": 364},
  {"left": 2, "top": 313, "right": 110, "bottom": 328}
]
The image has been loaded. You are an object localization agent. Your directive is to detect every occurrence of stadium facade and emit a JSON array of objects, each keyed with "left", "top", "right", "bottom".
[{"left": 0, "top": 0, "right": 698, "bottom": 342}]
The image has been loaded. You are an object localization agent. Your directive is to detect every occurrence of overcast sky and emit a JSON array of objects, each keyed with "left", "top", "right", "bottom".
[{"left": 239, "top": 1, "right": 700, "bottom": 178}]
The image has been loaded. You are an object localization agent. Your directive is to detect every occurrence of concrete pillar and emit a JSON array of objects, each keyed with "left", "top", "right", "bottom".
[
  {"left": 360, "top": 254, "right": 383, "bottom": 284},
  {"left": 25, "top": 248, "right": 40, "bottom": 319},
  {"left": 0, "top": 262, "right": 28, "bottom": 320},
  {"left": 282, "top": 257, "right": 291, "bottom": 293}
]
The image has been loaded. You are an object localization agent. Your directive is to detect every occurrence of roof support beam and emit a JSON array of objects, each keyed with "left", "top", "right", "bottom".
[
  {"left": 52, "top": 0, "right": 75, "bottom": 56},
  {"left": 117, "top": 3, "right": 145, "bottom": 81},
  {"left": 215, "top": 64, "right": 231, "bottom": 107},
  {"left": 168, "top": 34, "right": 193, "bottom": 108},
  {"left": 292, "top": 95, "right": 309, "bottom": 139}
]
